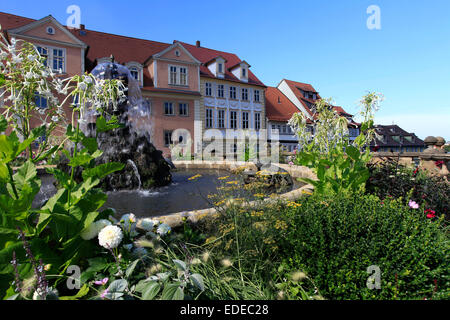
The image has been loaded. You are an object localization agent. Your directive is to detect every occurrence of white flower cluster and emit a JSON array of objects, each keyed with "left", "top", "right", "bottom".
[
  {"left": 81, "top": 213, "right": 171, "bottom": 251},
  {"left": 98, "top": 225, "right": 123, "bottom": 249}
]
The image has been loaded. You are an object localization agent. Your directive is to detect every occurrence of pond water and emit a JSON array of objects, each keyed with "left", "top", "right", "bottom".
[{"left": 33, "top": 168, "right": 300, "bottom": 218}]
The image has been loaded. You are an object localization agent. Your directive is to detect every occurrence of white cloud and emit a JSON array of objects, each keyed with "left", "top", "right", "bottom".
[{"left": 374, "top": 113, "right": 450, "bottom": 141}]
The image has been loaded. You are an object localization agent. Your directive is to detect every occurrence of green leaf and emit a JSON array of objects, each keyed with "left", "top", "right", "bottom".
[
  {"left": 190, "top": 273, "right": 205, "bottom": 291},
  {"left": 125, "top": 259, "right": 139, "bottom": 278},
  {"left": 81, "top": 137, "right": 98, "bottom": 154},
  {"left": 108, "top": 279, "right": 128, "bottom": 293},
  {"left": 172, "top": 259, "right": 186, "bottom": 271},
  {"left": 59, "top": 284, "right": 89, "bottom": 300},
  {"left": 96, "top": 115, "right": 124, "bottom": 133},
  {"left": 0, "top": 114, "right": 7, "bottom": 133},
  {"left": 82, "top": 162, "right": 124, "bottom": 180},
  {"left": 68, "top": 153, "right": 93, "bottom": 167},
  {"left": 141, "top": 282, "right": 161, "bottom": 300},
  {"left": 161, "top": 283, "right": 183, "bottom": 300},
  {"left": 345, "top": 145, "right": 360, "bottom": 161},
  {"left": 0, "top": 227, "right": 19, "bottom": 236},
  {"left": 13, "top": 160, "right": 37, "bottom": 190}
]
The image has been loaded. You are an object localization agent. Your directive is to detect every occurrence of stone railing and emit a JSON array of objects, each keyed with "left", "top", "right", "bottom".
[{"left": 155, "top": 160, "right": 316, "bottom": 227}]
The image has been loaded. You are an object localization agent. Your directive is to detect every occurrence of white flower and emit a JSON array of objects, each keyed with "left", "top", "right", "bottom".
[
  {"left": 98, "top": 225, "right": 123, "bottom": 249},
  {"left": 78, "top": 82, "right": 87, "bottom": 91},
  {"left": 156, "top": 223, "right": 171, "bottom": 236},
  {"left": 120, "top": 213, "right": 137, "bottom": 231},
  {"left": 51, "top": 116, "right": 59, "bottom": 122}
]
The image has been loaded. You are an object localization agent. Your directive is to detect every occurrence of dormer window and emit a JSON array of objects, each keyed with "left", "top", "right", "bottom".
[
  {"left": 207, "top": 56, "right": 226, "bottom": 78},
  {"left": 230, "top": 61, "right": 250, "bottom": 82},
  {"left": 130, "top": 67, "right": 139, "bottom": 81},
  {"left": 126, "top": 62, "right": 143, "bottom": 87}
]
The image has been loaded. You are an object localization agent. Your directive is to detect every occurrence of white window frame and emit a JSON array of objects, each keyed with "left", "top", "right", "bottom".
[
  {"left": 242, "top": 111, "right": 249, "bottom": 129},
  {"left": 229, "top": 86, "right": 237, "bottom": 99},
  {"left": 168, "top": 65, "right": 189, "bottom": 86},
  {"left": 217, "top": 84, "right": 224, "bottom": 98},
  {"left": 254, "top": 89, "right": 260, "bottom": 102},
  {"left": 217, "top": 109, "right": 225, "bottom": 128},
  {"left": 230, "top": 110, "right": 237, "bottom": 129},
  {"left": 205, "top": 83, "right": 212, "bottom": 96},
  {"left": 241, "top": 88, "right": 248, "bottom": 101},
  {"left": 35, "top": 45, "right": 66, "bottom": 73},
  {"left": 205, "top": 108, "right": 214, "bottom": 128},
  {"left": 254, "top": 112, "right": 261, "bottom": 130},
  {"left": 35, "top": 93, "right": 48, "bottom": 109}
]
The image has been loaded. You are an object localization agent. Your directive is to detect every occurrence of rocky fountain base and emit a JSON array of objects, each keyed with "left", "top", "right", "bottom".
[{"left": 58, "top": 59, "right": 171, "bottom": 191}]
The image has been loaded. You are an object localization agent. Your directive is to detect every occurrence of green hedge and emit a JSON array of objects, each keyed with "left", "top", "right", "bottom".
[{"left": 279, "top": 192, "right": 449, "bottom": 300}]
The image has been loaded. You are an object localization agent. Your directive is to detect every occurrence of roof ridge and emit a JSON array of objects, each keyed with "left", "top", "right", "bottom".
[
  {"left": 178, "top": 41, "right": 241, "bottom": 58},
  {"left": 72, "top": 27, "right": 170, "bottom": 46}
]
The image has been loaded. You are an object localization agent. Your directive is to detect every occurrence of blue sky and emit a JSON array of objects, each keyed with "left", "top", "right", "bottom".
[{"left": 1, "top": 0, "right": 449, "bottom": 140}]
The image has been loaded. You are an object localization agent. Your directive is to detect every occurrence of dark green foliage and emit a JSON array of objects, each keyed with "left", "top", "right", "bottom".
[{"left": 279, "top": 192, "right": 449, "bottom": 300}]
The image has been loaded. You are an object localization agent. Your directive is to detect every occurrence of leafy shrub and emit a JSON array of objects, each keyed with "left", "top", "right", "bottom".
[
  {"left": 279, "top": 192, "right": 449, "bottom": 300},
  {"left": 290, "top": 93, "right": 383, "bottom": 195},
  {"left": 366, "top": 158, "right": 450, "bottom": 220}
]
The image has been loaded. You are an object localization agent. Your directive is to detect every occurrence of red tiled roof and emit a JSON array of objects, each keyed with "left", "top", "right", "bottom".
[
  {"left": 265, "top": 87, "right": 303, "bottom": 122},
  {"left": 281, "top": 79, "right": 322, "bottom": 117},
  {"left": 0, "top": 11, "right": 35, "bottom": 30},
  {"left": 178, "top": 41, "right": 265, "bottom": 87},
  {"left": 333, "top": 106, "right": 353, "bottom": 117}
]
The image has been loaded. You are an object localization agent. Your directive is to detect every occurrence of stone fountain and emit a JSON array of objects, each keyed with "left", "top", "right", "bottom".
[{"left": 59, "top": 57, "right": 172, "bottom": 190}]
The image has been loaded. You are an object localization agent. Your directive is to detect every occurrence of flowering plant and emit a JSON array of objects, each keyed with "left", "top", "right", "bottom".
[{"left": 289, "top": 93, "right": 383, "bottom": 195}]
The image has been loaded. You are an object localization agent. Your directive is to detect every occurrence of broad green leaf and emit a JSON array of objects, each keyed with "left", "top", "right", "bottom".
[
  {"left": 172, "top": 287, "right": 184, "bottom": 300},
  {"left": 68, "top": 153, "right": 93, "bottom": 167},
  {"left": 141, "top": 282, "right": 161, "bottom": 300},
  {"left": 108, "top": 279, "right": 128, "bottom": 293},
  {"left": 190, "top": 273, "right": 205, "bottom": 291},
  {"left": 161, "top": 283, "right": 183, "bottom": 300},
  {"left": 81, "top": 137, "right": 98, "bottom": 154},
  {"left": 82, "top": 162, "right": 124, "bottom": 180},
  {"left": 125, "top": 259, "right": 139, "bottom": 278},
  {"left": 172, "top": 259, "right": 186, "bottom": 271},
  {"left": 13, "top": 160, "right": 37, "bottom": 191},
  {"left": 345, "top": 145, "right": 360, "bottom": 161}
]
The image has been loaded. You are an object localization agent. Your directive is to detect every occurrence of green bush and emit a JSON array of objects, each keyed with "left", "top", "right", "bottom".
[{"left": 278, "top": 192, "right": 449, "bottom": 300}]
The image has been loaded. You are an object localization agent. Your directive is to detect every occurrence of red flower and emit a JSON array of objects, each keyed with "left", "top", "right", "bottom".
[
  {"left": 435, "top": 160, "right": 444, "bottom": 168},
  {"left": 425, "top": 209, "right": 436, "bottom": 219}
]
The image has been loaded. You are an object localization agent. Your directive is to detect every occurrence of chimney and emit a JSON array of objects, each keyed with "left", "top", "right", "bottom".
[{"left": 196, "top": 40, "right": 201, "bottom": 48}]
